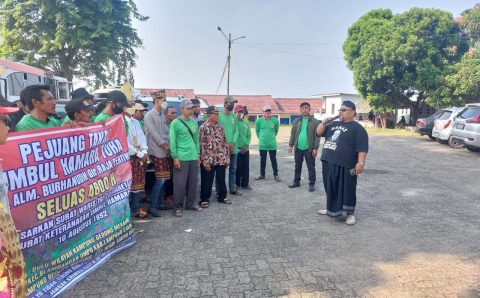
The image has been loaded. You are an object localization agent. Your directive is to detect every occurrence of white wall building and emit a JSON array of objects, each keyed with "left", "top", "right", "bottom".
[{"left": 311, "top": 93, "right": 363, "bottom": 119}]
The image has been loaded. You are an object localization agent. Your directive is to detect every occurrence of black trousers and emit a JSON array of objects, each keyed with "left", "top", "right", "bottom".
[
  {"left": 321, "top": 160, "right": 357, "bottom": 217},
  {"left": 164, "top": 178, "right": 173, "bottom": 196},
  {"left": 236, "top": 150, "right": 250, "bottom": 188},
  {"left": 260, "top": 150, "right": 278, "bottom": 177},
  {"left": 294, "top": 149, "right": 316, "bottom": 185},
  {"left": 201, "top": 165, "right": 227, "bottom": 202}
]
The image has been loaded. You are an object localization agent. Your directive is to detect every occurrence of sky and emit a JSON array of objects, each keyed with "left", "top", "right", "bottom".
[{"left": 132, "top": 0, "right": 479, "bottom": 98}]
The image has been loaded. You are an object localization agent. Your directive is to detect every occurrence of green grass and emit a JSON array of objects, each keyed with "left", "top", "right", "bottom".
[{"left": 366, "top": 127, "right": 419, "bottom": 137}]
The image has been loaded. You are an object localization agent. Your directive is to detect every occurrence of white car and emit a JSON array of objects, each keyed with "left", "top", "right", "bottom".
[{"left": 432, "top": 107, "right": 464, "bottom": 148}]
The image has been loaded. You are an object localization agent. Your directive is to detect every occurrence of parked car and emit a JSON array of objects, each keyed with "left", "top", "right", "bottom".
[
  {"left": 450, "top": 103, "right": 480, "bottom": 152},
  {"left": 432, "top": 107, "right": 464, "bottom": 148},
  {"left": 416, "top": 111, "right": 441, "bottom": 140}
]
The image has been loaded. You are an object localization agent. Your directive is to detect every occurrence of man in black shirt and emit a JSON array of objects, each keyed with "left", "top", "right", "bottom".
[{"left": 316, "top": 101, "right": 368, "bottom": 225}]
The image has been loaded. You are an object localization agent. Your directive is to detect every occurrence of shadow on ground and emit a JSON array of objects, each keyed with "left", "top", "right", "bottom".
[{"left": 64, "top": 128, "right": 480, "bottom": 298}]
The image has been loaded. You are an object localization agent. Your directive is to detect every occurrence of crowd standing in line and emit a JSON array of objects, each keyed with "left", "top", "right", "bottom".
[{"left": 0, "top": 86, "right": 371, "bottom": 276}]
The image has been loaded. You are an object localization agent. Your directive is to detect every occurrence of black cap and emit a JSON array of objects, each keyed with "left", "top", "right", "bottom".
[
  {"left": 135, "top": 99, "right": 148, "bottom": 108},
  {"left": 108, "top": 90, "right": 131, "bottom": 107},
  {"left": 206, "top": 106, "right": 219, "bottom": 115},
  {"left": 65, "top": 98, "right": 95, "bottom": 118},
  {"left": 342, "top": 100, "right": 356, "bottom": 111},
  {"left": 71, "top": 88, "right": 94, "bottom": 101}
]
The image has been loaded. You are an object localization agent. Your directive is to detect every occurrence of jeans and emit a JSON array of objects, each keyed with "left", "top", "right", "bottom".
[
  {"left": 149, "top": 178, "right": 165, "bottom": 211},
  {"left": 260, "top": 150, "right": 278, "bottom": 177},
  {"left": 201, "top": 165, "right": 227, "bottom": 202},
  {"left": 130, "top": 192, "right": 141, "bottom": 213},
  {"left": 228, "top": 154, "right": 237, "bottom": 191},
  {"left": 294, "top": 149, "right": 316, "bottom": 185},
  {"left": 236, "top": 150, "right": 250, "bottom": 188}
]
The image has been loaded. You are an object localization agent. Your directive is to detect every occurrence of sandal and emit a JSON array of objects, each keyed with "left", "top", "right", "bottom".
[
  {"left": 254, "top": 176, "right": 265, "bottom": 180},
  {"left": 274, "top": 176, "right": 281, "bottom": 182},
  {"left": 218, "top": 199, "right": 232, "bottom": 204},
  {"left": 187, "top": 205, "right": 203, "bottom": 211},
  {"left": 229, "top": 190, "right": 242, "bottom": 196},
  {"left": 200, "top": 202, "right": 209, "bottom": 208},
  {"left": 174, "top": 210, "right": 182, "bottom": 217}
]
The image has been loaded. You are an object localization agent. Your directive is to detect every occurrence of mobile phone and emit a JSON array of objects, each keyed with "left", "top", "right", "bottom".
[{"left": 349, "top": 168, "right": 357, "bottom": 176}]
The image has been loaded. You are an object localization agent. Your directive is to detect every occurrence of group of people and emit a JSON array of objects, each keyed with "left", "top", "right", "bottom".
[{"left": 0, "top": 83, "right": 369, "bottom": 296}]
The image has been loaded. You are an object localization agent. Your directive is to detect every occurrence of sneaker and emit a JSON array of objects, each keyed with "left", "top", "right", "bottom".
[
  {"left": 254, "top": 176, "right": 265, "bottom": 180},
  {"left": 133, "top": 209, "right": 152, "bottom": 219},
  {"left": 346, "top": 215, "right": 356, "bottom": 226},
  {"left": 318, "top": 209, "right": 327, "bottom": 215},
  {"left": 288, "top": 183, "right": 300, "bottom": 188},
  {"left": 309, "top": 185, "right": 315, "bottom": 192},
  {"left": 149, "top": 209, "right": 162, "bottom": 218}
]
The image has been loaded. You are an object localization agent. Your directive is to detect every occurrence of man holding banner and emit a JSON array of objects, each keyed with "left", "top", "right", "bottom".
[
  {"left": 1, "top": 110, "right": 136, "bottom": 296},
  {"left": 0, "top": 104, "right": 26, "bottom": 297}
]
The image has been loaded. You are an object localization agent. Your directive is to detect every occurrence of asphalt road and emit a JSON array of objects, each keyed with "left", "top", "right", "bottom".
[{"left": 64, "top": 129, "right": 480, "bottom": 298}]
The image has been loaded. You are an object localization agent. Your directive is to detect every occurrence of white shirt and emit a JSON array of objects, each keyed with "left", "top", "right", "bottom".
[{"left": 125, "top": 116, "right": 148, "bottom": 158}]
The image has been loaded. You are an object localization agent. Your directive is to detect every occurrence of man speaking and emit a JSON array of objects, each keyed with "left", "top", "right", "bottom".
[{"left": 316, "top": 101, "right": 368, "bottom": 226}]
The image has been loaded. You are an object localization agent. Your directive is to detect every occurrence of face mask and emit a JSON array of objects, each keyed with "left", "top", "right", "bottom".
[
  {"left": 161, "top": 102, "right": 167, "bottom": 109},
  {"left": 112, "top": 104, "right": 124, "bottom": 115},
  {"left": 227, "top": 104, "right": 234, "bottom": 111}
]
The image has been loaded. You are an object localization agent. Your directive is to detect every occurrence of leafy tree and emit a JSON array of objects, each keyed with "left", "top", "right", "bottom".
[
  {"left": 0, "top": 0, "right": 147, "bottom": 88},
  {"left": 344, "top": 8, "right": 468, "bottom": 125}
]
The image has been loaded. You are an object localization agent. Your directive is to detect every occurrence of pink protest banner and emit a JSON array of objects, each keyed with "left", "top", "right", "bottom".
[{"left": 0, "top": 115, "right": 135, "bottom": 297}]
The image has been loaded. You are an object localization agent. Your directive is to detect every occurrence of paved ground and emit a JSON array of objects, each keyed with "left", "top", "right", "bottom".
[{"left": 65, "top": 128, "right": 480, "bottom": 298}]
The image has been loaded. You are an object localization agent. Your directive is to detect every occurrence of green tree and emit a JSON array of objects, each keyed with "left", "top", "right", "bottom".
[
  {"left": 445, "top": 5, "right": 480, "bottom": 103},
  {"left": 0, "top": 0, "right": 147, "bottom": 87},
  {"left": 344, "top": 8, "right": 468, "bottom": 126}
]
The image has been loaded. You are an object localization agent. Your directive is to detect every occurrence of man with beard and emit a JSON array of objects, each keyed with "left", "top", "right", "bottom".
[
  {"left": 15, "top": 84, "right": 60, "bottom": 131},
  {"left": 190, "top": 98, "right": 204, "bottom": 126},
  {"left": 316, "top": 101, "right": 368, "bottom": 226}
]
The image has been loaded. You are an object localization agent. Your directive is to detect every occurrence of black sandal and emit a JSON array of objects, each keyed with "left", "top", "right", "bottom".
[{"left": 230, "top": 190, "right": 242, "bottom": 196}]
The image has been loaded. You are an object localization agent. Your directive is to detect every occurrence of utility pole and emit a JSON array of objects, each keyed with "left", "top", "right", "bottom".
[{"left": 217, "top": 27, "right": 245, "bottom": 96}]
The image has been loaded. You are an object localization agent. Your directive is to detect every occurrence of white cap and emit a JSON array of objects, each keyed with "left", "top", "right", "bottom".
[{"left": 263, "top": 104, "right": 272, "bottom": 112}]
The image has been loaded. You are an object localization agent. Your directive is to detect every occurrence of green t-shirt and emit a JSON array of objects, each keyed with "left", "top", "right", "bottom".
[
  {"left": 255, "top": 117, "right": 279, "bottom": 150},
  {"left": 169, "top": 117, "right": 200, "bottom": 161},
  {"left": 15, "top": 114, "right": 61, "bottom": 132},
  {"left": 297, "top": 118, "right": 309, "bottom": 150},
  {"left": 94, "top": 112, "right": 128, "bottom": 135},
  {"left": 94, "top": 112, "right": 111, "bottom": 123},
  {"left": 237, "top": 119, "right": 251, "bottom": 149},
  {"left": 139, "top": 120, "right": 145, "bottom": 131},
  {"left": 219, "top": 112, "right": 238, "bottom": 153}
]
